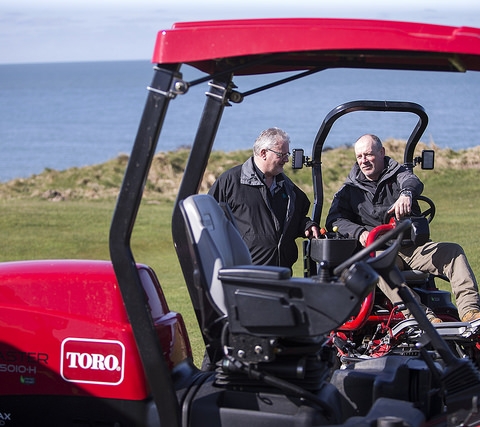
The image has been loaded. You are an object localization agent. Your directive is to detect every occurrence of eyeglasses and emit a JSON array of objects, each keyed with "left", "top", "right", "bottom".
[{"left": 267, "top": 148, "right": 291, "bottom": 159}]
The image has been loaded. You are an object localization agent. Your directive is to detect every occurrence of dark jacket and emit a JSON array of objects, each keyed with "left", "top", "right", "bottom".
[
  {"left": 326, "top": 156, "right": 423, "bottom": 240},
  {"left": 208, "top": 157, "right": 315, "bottom": 269}
]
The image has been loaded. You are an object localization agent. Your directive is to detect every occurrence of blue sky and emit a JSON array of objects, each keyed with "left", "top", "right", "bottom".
[{"left": 1, "top": 0, "right": 480, "bottom": 64}]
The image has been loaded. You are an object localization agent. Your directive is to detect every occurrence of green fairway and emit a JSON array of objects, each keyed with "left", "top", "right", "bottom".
[{"left": 1, "top": 145, "right": 479, "bottom": 366}]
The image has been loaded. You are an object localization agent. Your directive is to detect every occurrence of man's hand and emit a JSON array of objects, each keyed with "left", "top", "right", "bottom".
[
  {"left": 305, "top": 224, "right": 320, "bottom": 239},
  {"left": 359, "top": 230, "right": 369, "bottom": 247},
  {"left": 388, "top": 192, "right": 412, "bottom": 220}
]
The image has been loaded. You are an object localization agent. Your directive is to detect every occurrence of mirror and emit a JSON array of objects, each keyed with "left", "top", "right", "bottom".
[
  {"left": 421, "top": 150, "right": 435, "bottom": 170},
  {"left": 292, "top": 148, "right": 304, "bottom": 169}
]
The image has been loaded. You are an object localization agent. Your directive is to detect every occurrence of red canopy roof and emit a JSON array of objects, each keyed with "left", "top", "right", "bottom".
[{"left": 152, "top": 18, "right": 480, "bottom": 75}]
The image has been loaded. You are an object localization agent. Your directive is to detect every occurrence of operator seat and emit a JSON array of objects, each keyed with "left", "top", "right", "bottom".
[
  {"left": 180, "top": 194, "right": 254, "bottom": 316},
  {"left": 179, "top": 194, "right": 294, "bottom": 366}
]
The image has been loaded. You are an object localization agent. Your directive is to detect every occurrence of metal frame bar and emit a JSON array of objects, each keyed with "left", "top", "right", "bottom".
[
  {"left": 310, "top": 100, "right": 428, "bottom": 225},
  {"left": 109, "top": 63, "right": 182, "bottom": 427},
  {"left": 171, "top": 73, "right": 234, "bottom": 362}
]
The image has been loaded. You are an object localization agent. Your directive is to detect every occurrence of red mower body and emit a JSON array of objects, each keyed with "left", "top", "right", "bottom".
[{"left": 0, "top": 259, "right": 191, "bottom": 424}]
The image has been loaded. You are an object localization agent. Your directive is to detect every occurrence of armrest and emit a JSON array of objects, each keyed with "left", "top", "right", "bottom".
[{"left": 218, "top": 265, "right": 291, "bottom": 281}]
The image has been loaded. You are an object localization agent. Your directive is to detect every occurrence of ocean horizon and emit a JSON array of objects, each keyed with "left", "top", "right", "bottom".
[{"left": 1, "top": 60, "right": 480, "bottom": 182}]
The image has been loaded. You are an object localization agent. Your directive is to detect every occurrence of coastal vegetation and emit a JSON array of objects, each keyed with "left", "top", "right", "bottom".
[
  {"left": 2, "top": 140, "right": 480, "bottom": 203},
  {"left": 1, "top": 140, "right": 480, "bottom": 364}
]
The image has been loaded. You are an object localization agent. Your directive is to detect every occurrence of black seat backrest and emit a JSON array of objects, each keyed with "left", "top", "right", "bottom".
[
  {"left": 180, "top": 194, "right": 252, "bottom": 315},
  {"left": 179, "top": 194, "right": 252, "bottom": 364}
]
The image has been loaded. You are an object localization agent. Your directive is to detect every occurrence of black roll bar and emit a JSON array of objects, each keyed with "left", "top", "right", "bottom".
[{"left": 310, "top": 100, "right": 428, "bottom": 225}]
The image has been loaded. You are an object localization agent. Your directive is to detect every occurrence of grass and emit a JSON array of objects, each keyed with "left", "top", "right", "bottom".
[
  {"left": 0, "top": 197, "right": 205, "bottom": 362},
  {"left": 1, "top": 199, "right": 113, "bottom": 260},
  {"left": 1, "top": 142, "right": 480, "bottom": 365}
]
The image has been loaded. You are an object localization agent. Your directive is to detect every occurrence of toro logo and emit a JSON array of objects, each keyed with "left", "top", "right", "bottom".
[{"left": 61, "top": 338, "right": 125, "bottom": 385}]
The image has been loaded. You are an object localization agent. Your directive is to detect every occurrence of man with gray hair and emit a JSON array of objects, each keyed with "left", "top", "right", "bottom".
[{"left": 209, "top": 127, "right": 319, "bottom": 270}]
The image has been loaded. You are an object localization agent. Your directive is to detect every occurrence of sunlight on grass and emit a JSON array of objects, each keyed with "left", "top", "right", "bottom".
[{"left": 1, "top": 146, "right": 479, "bottom": 366}]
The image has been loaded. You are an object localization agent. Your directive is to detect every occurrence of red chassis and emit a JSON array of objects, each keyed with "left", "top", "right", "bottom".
[{"left": 0, "top": 260, "right": 191, "bottom": 423}]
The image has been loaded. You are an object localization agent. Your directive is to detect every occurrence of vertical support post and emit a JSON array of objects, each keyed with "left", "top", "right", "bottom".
[
  {"left": 109, "top": 64, "right": 182, "bottom": 427},
  {"left": 171, "top": 73, "right": 234, "bottom": 363}
]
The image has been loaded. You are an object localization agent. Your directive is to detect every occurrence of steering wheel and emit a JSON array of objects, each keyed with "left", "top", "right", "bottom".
[
  {"left": 333, "top": 220, "right": 411, "bottom": 276},
  {"left": 332, "top": 220, "right": 412, "bottom": 331},
  {"left": 383, "top": 194, "right": 436, "bottom": 224},
  {"left": 417, "top": 195, "right": 436, "bottom": 223}
]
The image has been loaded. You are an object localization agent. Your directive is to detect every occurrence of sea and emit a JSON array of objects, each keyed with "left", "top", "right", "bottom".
[{"left": 1, "top": 60, "right": 480, "bottom": 182}]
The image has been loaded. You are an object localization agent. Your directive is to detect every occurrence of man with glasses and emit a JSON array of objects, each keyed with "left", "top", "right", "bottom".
[
  {"left": 326, "top": 133, "right": 480, "bottom": 323},
  {"left": 209, "top": 127, "right": 319, "bottom": 269}
]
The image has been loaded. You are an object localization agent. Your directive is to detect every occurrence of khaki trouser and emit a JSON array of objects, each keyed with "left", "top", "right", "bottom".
[{"left": 375, "top": 241, "right": 480, "bottom": 320}]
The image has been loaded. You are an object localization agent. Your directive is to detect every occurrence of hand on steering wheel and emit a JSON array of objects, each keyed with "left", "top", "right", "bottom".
[
  {"left": 388, "top": 192, "right": 412, "bottom": 220},
  {"left": 383, "top": 194, "right": 436, "bottom": 224}
]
